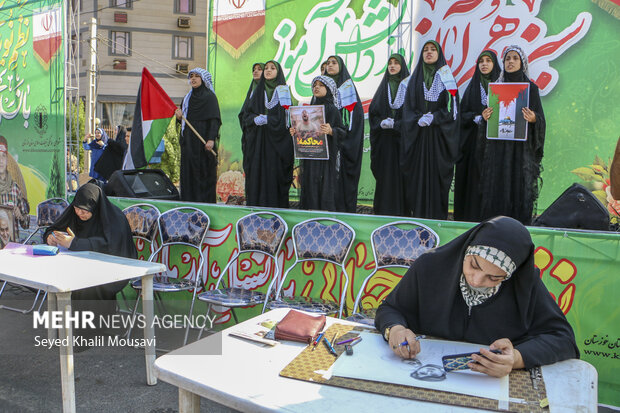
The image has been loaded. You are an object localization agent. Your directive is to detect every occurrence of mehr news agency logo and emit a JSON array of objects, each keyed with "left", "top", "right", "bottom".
[{"left": 31, "top": 310, "right": 216, "bottom": 348}]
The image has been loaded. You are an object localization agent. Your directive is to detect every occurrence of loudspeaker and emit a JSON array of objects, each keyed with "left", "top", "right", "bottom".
[
  {"left": 533, "top": 183, "right": 610, "bottom": 231},
  {"left": 104, "top": 169, "right": 179, "bottom": 200}
]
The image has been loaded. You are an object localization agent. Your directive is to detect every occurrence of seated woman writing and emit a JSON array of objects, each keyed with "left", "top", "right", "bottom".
[
  {"left": 375, "top": 216, "right": 579, "bottom": 378},
  {"left": 44, "top": 182, "right": 137, "bottom": 316}
]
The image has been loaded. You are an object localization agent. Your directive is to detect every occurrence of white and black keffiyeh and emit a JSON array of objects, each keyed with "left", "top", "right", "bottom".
[
  {"left": 312, "top": 75, "right": 341, "bottom": 109},
  {"left": 459, "top": 273, "right": 501, "bottom": 308},
  {"left": 264, "top": 90, "right": 281, "bottom": 109},
  {"left": 460, "top": 245, "right": 516, "bottom": 308},
  {"left": 181, "top": 68, "right": 215, "bottom": 132},
  {"left": 388, "top": 75, "right": 409, "bottom": 109},
  {"left": 480, "top": 83, "right": 488, "bottom": 106},
  {"left": 423, "top": 72, "right": 446, "bottom": 102},
  {"left": 498, "top": 45, "right": 530, "bottom": 82}
]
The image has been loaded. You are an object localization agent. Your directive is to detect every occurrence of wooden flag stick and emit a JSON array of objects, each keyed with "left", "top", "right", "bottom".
[{"left": 181, "top": 114, "right": 217, "bottom": 157}]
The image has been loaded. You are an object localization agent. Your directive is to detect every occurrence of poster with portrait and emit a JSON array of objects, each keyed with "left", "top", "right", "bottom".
[
  {"left": 290, "top": 105, "right": 329, "bottom": 160},
  {"left": 486, "top": 82, "right": 530, "bottom": 141},
  {"left": 0, "top": 205, "right": 16, "bottom": 249}
]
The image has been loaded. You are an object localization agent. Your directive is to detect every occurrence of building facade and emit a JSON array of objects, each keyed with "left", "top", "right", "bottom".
[{"left": 78, "top": 0, "right": 207, "bottom": 130}]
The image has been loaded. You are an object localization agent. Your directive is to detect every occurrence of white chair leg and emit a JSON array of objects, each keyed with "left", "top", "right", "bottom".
[
  {"left": 126, "top": 293, "right": 142, "bottom": 340},
  {"left": 197, "top": 303, "right": 213, "bottom": 341},
  {"left": 184, "top": 288, "right": 198, "bottom": 346}
]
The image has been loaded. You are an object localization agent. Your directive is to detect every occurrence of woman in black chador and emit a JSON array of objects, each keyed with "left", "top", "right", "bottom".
[
  {"left": 400, "top": 41, "right": 459, "bottom": 220},
  {"left": 243, "top": 60, "right": 293, "bottom": 208},
  {"left": 454, "top": 51, "right": 501, "bottom": 222},
  {"left": 239, "top": 62, "right": 263, "bottom": 198},
  {"left": 176, "top": 68, "right": 221, "bottom": 203},
  {"left": 44, "top": 182, "right": 137, "bottom": 316},
  {"left": 94, "top": 125, "right": 128, "bottom": 181},
  {"left": 325, "top": 55, "right": 364, "bottom": 213},
  {"left": 291, "top": 75, "right": 346, "bottom": 211},
  {"left": 369, "top": 53, "right": 410, "bottom": 216},
  {"left": 375, "top": 216, "right": 578, "bottom": 377},
  {"left": 479, "top": 45, "right": 546, "bottom": 225}
]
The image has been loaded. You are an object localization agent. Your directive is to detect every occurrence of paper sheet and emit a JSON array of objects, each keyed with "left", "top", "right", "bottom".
[{"left": 331, "top": 332, "right": 509, "bottom": 401}]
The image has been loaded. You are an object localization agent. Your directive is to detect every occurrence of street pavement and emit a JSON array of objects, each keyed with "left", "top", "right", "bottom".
[{"left": 0, "top": 284, "right": 238, "bottom": 413}]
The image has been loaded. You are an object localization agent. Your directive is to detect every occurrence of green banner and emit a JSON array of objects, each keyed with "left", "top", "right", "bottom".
[
  {"left": 111, "top": 198, "right": 620, "bottom": 406},
  {"left": 0, "top": 0, "right": 65, "bottom": 243},
  {"left": 210, "top": 0, "right": 620, "bottom": 222}
]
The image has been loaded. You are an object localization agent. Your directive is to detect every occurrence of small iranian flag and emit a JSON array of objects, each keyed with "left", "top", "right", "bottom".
[{"left": 123, "top": 68, "right": 177, "bottom": 169}]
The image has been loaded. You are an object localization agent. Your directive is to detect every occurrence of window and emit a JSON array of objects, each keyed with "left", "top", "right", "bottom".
[
  {"left": 110, "top": 31, "right": 130, "bottom": 56},
  {"left": 111, "top": 0, "right": 131, "bottom": 8},
  {"left": 173, "top": 36, "right": 193, "bottom": 60},
  {"left": 175, "top": 0, "right": 194, "bottom": 14}
]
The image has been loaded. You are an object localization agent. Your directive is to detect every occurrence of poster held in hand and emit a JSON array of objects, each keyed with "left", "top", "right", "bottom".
[
  {"left": 486, "top": 82, "right": 530, "bottom": 141},
  {"left": 290, "top": 105, "right": 329, "bottom": 160}
]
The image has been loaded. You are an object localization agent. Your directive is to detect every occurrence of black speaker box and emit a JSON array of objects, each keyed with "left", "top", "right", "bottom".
[
  {"left": 104, "top": 169, "right": 179, "bottom": 200},
  {"left": 533, "top": 183, "right": 610, "bottom": 231}
]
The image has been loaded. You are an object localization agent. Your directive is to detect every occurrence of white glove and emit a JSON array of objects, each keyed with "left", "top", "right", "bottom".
[
  {"left": 380, "top": 118, "right": 394, "bottom": 129},
  {"left": 417, "top": 113, "right": 433, "bottom": 127},
  {"left": 254, "top": 114, "right": 268, "bottom": 125},
  {"left": 474, "top": 115, "right": 483, "bottom": 125}
]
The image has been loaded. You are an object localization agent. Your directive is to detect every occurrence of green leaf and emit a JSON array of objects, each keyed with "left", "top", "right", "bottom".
[
  {"left": 593, "top": 155, "right": 606, "bottom": 168},
  {"left": 589, "top": 164, "right": 607, "bottom": 174},
  {"left": 571, "top": 167, "right": 598, "bottom": 181},
  {"left": 592, "top": 190, "right": 607, "bottom": 205}
]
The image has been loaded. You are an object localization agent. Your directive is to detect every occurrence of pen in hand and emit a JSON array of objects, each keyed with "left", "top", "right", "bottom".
[{"left": 392, "top": 335, "right": 426, "bottom": 350}]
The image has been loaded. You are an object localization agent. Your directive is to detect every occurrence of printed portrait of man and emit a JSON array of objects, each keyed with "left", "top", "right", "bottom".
[
  {"left": 295, "top": 109, "right": 320, "bottom": 139},
  {"left": 0, "top": 135, "right": 30, "bottom": 232},
  {"left": 0, "top": 208, "right": 13, "bottom": 249}
]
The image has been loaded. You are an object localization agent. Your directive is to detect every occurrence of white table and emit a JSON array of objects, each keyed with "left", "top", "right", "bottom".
[
  {"left": 155, "top": 308, "right": 598, "bottom": 413},
  {"left": 0, "top": 248, "right": 165, "bottom": 413}
]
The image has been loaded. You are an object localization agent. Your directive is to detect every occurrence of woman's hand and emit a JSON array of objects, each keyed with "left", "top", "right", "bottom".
[
  {"left": 469, "top": 338, "right": 523, "bottom": 378},
  {"left": 52, "top": 227, "right": 75, "bottom": 249},
  {"left": 96, "top": 140, "right": 105, "bottom": 147},
  {"left": 83, "top": 133, "right": 91, "bottom": 144},
  {"left": 522, "top": 107, "right": 536, "bottom": 123},
  {"left": 388, "top": 325, "right": 421, "bottom": 359},
  {"left": 482, "top": 107, "right": 493, "bottom": 121},
  {"left": 204, "top": 140, "right": 214, "bottom": 152},
  {"left": 289, "top": 127, "right": 296, "bottom": 137},
  {"left": 320, "top": 123, "right": 332, "bottom": 136},
  {"left": 46, "top": 232, "right": 58, "bottom": 247},
  {"left": 175, "top": 108, "right": 183, "bottom": 120}
]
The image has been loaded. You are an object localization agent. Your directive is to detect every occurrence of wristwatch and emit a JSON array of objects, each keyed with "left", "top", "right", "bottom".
[{"left": 383, "top": 326, "right": 393, "bottom": 341}]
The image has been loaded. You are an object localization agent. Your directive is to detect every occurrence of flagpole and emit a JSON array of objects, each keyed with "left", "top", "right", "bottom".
[{"left": 181, "top": 115, "right": 218, "bottom": 157}]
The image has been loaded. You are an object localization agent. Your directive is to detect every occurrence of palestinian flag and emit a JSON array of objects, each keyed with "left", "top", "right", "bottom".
[{"left": 123, "top": 68, "right": 177, "bottom": 169}]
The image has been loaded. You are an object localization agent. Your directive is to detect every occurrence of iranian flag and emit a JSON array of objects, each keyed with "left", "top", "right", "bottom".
[
  {"left": 213, "top": 0, "right": 265, "bottom": 59},
  {"left": 33, "top": 7, "right": 62, "bottom": 70},
  {"left": 123, "top": 68, "right": 177, "bottom": 169}
]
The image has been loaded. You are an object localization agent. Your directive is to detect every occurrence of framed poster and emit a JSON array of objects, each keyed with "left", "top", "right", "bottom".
[
  {"left": 0, "top": 205, "right": 16, "bottom": 249},
  {"left": 290, "top": 105, "right": 329, "bottom": 160},
  {"left": 486, "top": 82, "right": 530, "bottom": 141}
]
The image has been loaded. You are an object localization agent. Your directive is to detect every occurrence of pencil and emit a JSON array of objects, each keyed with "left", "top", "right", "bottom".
[
  {"left": 330, "top": 332, "right": 339, "bottom": 347},
  {"left": 335, "top": 336, "right": 360, "bottom": 346}
]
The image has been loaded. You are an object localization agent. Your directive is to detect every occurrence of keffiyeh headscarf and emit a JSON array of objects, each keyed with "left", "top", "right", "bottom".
[
  {"left": 498, "top": 45, "right": 530, "bottom": 82},
  {"left": 187, "top": 67, "right": 214, "bottom": 91},
  {"left": 460, "top": 245, "right": 516, "bottom": 308},
  {"left": 181, "top": 67, "right": 217, "bottom": 133},
  {"left": 311, "top": 75, "right": 341, "bottom": 109}
]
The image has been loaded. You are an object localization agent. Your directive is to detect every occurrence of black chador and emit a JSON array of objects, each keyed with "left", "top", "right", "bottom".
[{"left": 369, "top": 53, "right": 410, "bottom": 216}]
